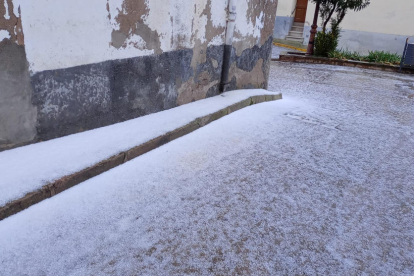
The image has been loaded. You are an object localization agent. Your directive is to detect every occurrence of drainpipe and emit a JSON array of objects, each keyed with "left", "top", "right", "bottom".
[{"left": 220, "top": 0, "right": 237, "bottom": 93}]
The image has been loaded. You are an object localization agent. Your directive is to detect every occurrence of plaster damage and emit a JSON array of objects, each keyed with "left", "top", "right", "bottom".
[
  {"left": 3, "top": 0, "right": 9, "bottom": 19},
  {"left": 228, "top": 0, "right": 277, "bottom": 91},
  {"left": 109, "top": 0, "right": 162, "bottom": 54},
  {"left": 226, "top": 37, "right": 274, "bottom": 91},
  {"left": 107, "top": 0, "right": 227, "bottom": 104},
  {"left": 176, "top": 0, "right": 227, "bottom": 104},
  {"left": 0, "top": 29, "right": 10, "bottom": 41},
  {"left": 233, "top": 0, "right": 278, "bottom": 55},
  {"left": 0, "top": 0, "right": 24, "bottom": 45},
  {"left": 0, "top": 0, "right": 277, "bottom": 148}
]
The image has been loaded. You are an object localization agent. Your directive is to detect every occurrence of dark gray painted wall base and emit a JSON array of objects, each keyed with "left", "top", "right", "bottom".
[
  {"left": 1, "top": 38, "right": 273, "bottom": 148},
  {"left": 30, "top": 40, "right": 273, "bottom": 143},
  {"left": 31, "top": 46, "right": 225, "bottom": 141},
  {"left": 32, "top": 49, "right": 193, "bottom": 140}
]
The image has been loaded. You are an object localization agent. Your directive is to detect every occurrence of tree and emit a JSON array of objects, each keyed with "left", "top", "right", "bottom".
[
  {"left": 309, "top": 0, "right": 370, "bottom": 57},
  {"left": 316, "top": 0, "right": 371, "bottom": 32}
]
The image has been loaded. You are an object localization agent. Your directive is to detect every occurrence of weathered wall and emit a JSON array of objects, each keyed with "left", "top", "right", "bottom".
[
  {"left": 0, "top": 0, "right": 277, "bottom": 149},
  {"left": 227, "top": 0, "right": 278, "bottom": 91}
]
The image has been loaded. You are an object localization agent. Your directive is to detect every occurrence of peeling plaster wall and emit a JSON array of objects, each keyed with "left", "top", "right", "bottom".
[
  {"left": 11, "top": 0, "right": 227, "bottom": 74},
  {"left": 228, "top": 0, "right": 278, "bottom": 91},
  {"left": 0, "top": 0, "right": 277, "bottom": 148}
]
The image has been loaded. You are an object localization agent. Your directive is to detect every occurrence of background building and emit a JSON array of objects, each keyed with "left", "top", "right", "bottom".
[{"left": 274, "top": 0, "right": 413, "bottom": 55}]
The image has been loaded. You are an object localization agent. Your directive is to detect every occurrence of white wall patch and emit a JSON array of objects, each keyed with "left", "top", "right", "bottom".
[
  {"left": 3, "top": 0, "right": 10, "bottom": 19},
  {"left": 0, "top": 30, "right": 11, "bottom": 41}
]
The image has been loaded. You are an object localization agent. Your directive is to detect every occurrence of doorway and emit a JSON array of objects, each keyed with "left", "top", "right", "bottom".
[
  {"left": 294, "top": 0, "right": 308, "bottom": 23},
  {"left": 285, "top": 0, "right": 308, "bottom": 43}
]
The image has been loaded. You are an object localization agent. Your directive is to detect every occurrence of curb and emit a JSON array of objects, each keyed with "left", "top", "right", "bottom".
[
  {"left": 273, "top": 54, "right": 414, "bottom": 74},
  {"left": 273, "top": 42, "right": 307, "bottom": 53},
  {"left": 0, "top": 93, "right": 282, "bottom": 221}
]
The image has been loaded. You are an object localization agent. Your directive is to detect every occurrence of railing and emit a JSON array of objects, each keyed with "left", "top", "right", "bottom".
[
  {"left": 291, "top": 4, "right": 297, "bottom": 16},
  {"left": 400, "top": 36, "right": 414, "bottom": 71}
]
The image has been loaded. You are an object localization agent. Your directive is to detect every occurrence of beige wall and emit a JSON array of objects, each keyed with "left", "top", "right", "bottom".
[
  {"left": 277, "top": 0, "right": 414, "bottom": 36},
  {"left": 276, "top": 0, "right": 296, "bottom": 17},
  {"left": 275, "top": 0, "right": 412, "bottom": 54},
  {"left": 304, "top": 0, "right": 414, "bottom": 36}
]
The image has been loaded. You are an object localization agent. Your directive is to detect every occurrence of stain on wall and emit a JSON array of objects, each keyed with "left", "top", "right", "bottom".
[
  {"left": 177, "top": 44, "right": 224, "bottom": 104},
  {"left": 233, "top": 0, "right": 278, "bottom": 55},
  {"left": 226, "top": 36, "right": 274, "bottom": 91},
  {"left": 230, "top": 0, "right": 277, "bottom": 91}
]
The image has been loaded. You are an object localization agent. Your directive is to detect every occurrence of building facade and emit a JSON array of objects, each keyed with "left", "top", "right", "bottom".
[
  {"left": 0, "top": 0, "right": 278, "bottom": 150},
  {"left": 274, "top": 0, "right": 413, "bottom": 55}
]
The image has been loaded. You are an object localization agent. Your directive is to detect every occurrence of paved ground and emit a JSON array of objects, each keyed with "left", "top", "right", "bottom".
[
  {"left": 272, "top": 45, "right": 290, "bottom": 59},
  {"left": 273, "top": 38, "right": 307, "bottom": 51},
  {"left": 272, "top": 45, "right": 303, "bottom": 59},
  {"left": 1, "top": 62, "right": 414, "bottom": 275}
]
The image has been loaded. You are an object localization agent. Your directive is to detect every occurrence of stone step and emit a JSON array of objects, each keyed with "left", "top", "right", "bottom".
[
  {"left": 285, "top": 36, "right": 304, "bottom": 43},
  {"left": 293, "top": 22, "right": 304, "bottom": 27},
  {"left": 0, "top": 90, "right": 283, "bottom": 221},
  {"left": 288, "top": 31, "right": 303, "bottom": 37},
  {"left": 291, "top": 26, "right": 304, "bottom": 32}
]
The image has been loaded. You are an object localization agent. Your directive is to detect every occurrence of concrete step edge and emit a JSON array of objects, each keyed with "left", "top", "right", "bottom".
[
  {"left": 290, "top": 32, "right": 303, "bottom": 36},
  {"left": 0, "top": 93, "right": 283, "bottom": 221},
  {"left": 285, "top": 36, "right": 304, "bottom": 41},
  {"left": 287, "top": 34, "right": 303, "bottom": 38}
]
